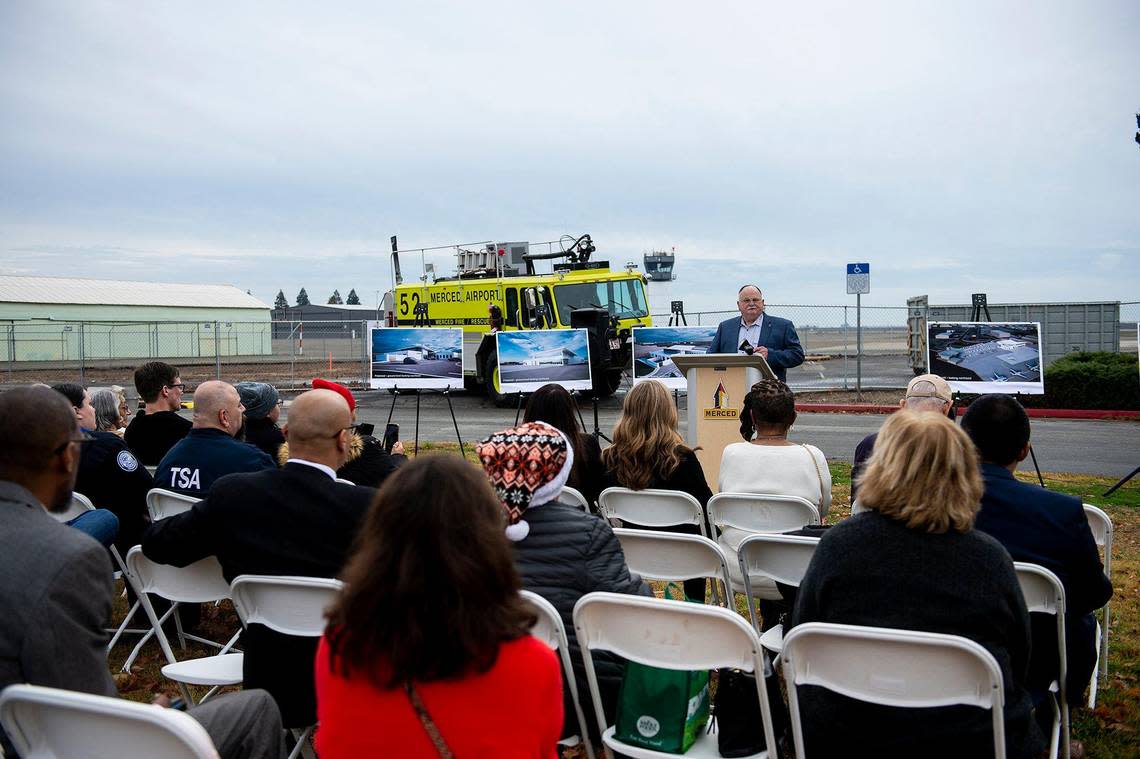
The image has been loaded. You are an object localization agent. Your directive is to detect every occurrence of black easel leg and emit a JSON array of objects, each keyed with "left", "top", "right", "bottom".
[
  {"left": 1103, "top": 465, "right": 1140, "bottom": 497},
  {"left": 414, "top": 391, "right": 421, "bottom": 456},
  {"left": 443, "top": 389, "right": 465, "bottom": 457},
  {"left": 514, "top": 392, "right": 524, "bottom": 426},
  {"left": 591, "top": 396, "right": 612, "bottom": 444},
  {"left": 386, "top": 387, "right": 400, "bottom": 427},
  {"left": 1028, "top": 444, "right": 1044, "bottom": 488}
]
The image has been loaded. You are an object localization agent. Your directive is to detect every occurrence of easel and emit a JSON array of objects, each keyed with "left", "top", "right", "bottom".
[
  {"left": 386, "top": 385, "right": 465, "bottom": 457},
  {"left": 1103, "top": 466, "right": 1139, "bottom": 497},
  {"left": 668, "top": 300, "right": 687, "bottom": 326},
  {"left": 515, "top": 386, "right": 613, "bottom": 444}
]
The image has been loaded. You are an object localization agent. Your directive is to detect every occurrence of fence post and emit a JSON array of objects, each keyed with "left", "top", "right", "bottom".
[
  {"left": 214, "top": 321, "right": 221, "bottom": 379},
  {"left": 78, "top": 322, "right": 86, "bottom": 385},
  {"left": 361, "top": 321, "right": 369, "bottom": 387},
  {"left": 856, "top": 295, "right": 863, "bottom": 401},
  {"left": 843, "top": 306, "right": 849, "bottom": 391}
]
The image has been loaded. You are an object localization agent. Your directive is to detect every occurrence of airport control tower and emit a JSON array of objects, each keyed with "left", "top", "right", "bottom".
[{"left": 644, "top": 248, "right": 677, "bottom": 318}]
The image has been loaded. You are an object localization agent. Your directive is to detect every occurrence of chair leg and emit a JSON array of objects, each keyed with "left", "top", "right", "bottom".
[
  {"left": 120, "top": 604, "right": 176, "bottom": 672},
  {"left": 1087, "top": 621, "right": 1101, "bottom": 709},
  {"left": 288, "top": 725, "right": 316, "bottom": 759},
  {"left": 172, "top": 605, "right": 188, "bottom": 650},
  {"left": 1100, "top": 603, "right": 1111, "bottom": 682}
]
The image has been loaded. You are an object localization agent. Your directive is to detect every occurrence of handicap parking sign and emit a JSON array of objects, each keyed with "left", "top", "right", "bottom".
[{"left": 846, "top": 263, "right": 870, "bottom": 294}]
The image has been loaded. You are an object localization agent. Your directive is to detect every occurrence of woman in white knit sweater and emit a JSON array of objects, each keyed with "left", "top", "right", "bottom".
[{"left": 718, "top": 379, "right": 831, "bottom": 519}]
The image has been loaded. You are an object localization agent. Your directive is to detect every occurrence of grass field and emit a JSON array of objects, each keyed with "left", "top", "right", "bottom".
[{"left": 107, "top": 451, "right": 1138, "bottom": 757}]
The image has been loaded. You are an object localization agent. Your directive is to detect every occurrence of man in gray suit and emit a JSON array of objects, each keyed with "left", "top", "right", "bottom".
[{"left": 0, "top": 385, "right": 285, "bottom": 759}]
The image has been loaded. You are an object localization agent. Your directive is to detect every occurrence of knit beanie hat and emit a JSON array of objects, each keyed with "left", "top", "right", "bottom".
[
  {"left": 476, "top": 421, "right": 574, "bottom": 542},
  {"left": 235, "top": 382, "right": 279, "bottom": 420},
  {"left": 311, "top": 378, "right": 356, "bottom": 411}
]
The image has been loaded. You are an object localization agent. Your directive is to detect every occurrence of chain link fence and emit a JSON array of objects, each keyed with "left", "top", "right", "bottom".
[{"left": 2, "top": 302, "right": 1133, "bottom": 394}]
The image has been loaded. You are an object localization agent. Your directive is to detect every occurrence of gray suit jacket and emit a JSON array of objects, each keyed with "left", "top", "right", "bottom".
[{"left": 0, "top": 481, "right": 117, "bottom": 722}]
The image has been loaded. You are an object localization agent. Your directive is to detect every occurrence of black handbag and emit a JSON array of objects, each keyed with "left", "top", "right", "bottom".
[{"left": 710, "top": 665, "right": 789, "bottom": 758}]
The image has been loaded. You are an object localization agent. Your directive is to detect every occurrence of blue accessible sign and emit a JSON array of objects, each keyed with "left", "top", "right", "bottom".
[{"left": 846, "top": 263, "right": 870, "bottom": 294}]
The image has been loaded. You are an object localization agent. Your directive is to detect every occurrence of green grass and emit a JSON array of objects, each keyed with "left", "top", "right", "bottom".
[{"left": 108, "top": 458, "right": 1139, "bottom": 758}]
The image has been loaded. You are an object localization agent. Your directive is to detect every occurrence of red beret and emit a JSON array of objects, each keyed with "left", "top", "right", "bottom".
[{"left": 311, "top": 378, "right": 356, "bottom": 411}]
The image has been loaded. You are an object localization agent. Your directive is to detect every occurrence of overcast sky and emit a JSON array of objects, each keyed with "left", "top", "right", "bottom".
[{"left": 2, "top": 1, "right": 1137, "bottom": 317}]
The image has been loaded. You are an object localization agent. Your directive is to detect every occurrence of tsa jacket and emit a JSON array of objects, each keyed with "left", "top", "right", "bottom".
[{"left": 155, "top": 428, "right": 276, "bottom": 496}]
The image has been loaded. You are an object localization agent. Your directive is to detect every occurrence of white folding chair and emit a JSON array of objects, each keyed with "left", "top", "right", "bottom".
[
  {"left": 125, "top": 547, "right": 243, "bottom": 704},
  {"left": 561, "top": 486, "right": 591, "bottom": 512},
  {"left": 520, "top": 590, "right": 596, "bottom": 759},
  {"left": 612, "top": 528, "right": 733, "bottom": 607},
  {"left": 1083, "top": 503, "right": 1112, "bottom": 703},
  {"left": 52, "top": 493, "right": 150, "bottom": 655},
  {"left": 146, "top": 488, "right": 201, "bottom": 521},
  {"left": 1014, "top": 562, "right": 1069, "bottom": 759},
  {"left": 334, "top": 478, "right": 355, "bottom": 485},
  {"left": 573, "top": 591, "right": 778, "bottom": 759},
  {"left": 231, "top": 575, "right": 343, "bottom": 759},
  {"left": 736, "top": 534, "right": 820, "bottom": 653},
  {"left": 707, "top": 493, "right": 818, "bottom": 598},
  {"left": 597, "top": 487, "right": 707, "bottom": 537},
  {"left": 0, "top": 683, "right": 220, "bottom": 759},
  {"left": 781, "top": 622, "right": 1007, "bottom": 759}
]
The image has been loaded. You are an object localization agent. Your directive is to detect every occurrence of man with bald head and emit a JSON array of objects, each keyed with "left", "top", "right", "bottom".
[
  {"left": 1, "top": 386, "right": 286, "bottom": 759},
  {"left": 143, "top": 389, "right": 378, "bottom": 729},
  {"left": 155, "top": 380, "right": 275, "bottom": 496},
  {"left": 708, "top": 284, "right": 805, "bottom": 382}
]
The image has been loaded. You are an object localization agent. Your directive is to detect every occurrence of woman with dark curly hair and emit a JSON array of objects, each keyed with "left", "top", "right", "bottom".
[{"left": 315, "top": 454, "right": 563, "bottom": 757}]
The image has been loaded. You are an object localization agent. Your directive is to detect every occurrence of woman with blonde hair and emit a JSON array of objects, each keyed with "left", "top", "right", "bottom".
[
  {"left": 788, "top": 411, "right": 1043, "bottom": 758},
  {"left": 600, "top": 379, "right": 712, "bottom": 600}
]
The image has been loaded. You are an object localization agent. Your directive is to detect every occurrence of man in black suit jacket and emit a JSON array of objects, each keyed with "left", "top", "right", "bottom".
[
  {"left": 962, "top": 394, "right": 1112, "bottom": 706},
  {"left": 708, "top": 285, "right": 804, "bottom": 382},
  {"left": 143, "top": 388, "right": 377, "bottom": 728}
]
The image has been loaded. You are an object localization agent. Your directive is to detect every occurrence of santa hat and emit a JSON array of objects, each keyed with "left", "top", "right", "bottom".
[
  {"left": 311, "top": 378, "right": 356, "bottom": 411},
  {"left": 476, "top": 421, "right": 574, "bottom": 542}
]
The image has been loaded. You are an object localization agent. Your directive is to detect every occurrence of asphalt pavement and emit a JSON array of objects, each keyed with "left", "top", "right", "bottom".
[{"left": 336, "top": 388, "right": 1140, "bottom": 481}]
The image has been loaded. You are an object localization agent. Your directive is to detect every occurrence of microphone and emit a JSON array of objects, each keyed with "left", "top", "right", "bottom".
[{"left": 738, "top": 340, "right": 755, "bottom": 356}]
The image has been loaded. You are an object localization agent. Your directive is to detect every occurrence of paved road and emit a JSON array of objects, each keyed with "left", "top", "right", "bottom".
[{"left": 339, "top": 389, "right": 1140, "bottom": 481}]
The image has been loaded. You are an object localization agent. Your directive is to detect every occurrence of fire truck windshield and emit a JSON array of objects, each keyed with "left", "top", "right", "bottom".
[{"left": 553, "top": 279, "right": 649, "bottom": 324}]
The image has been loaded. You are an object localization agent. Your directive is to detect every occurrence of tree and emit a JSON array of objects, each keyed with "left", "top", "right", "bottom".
[
  {"left": 327, "top": 289, "right": 343, "bottom": 305},
  {"left": 274, "top": 290, "right": 288, "bottom": 309},
  {"left": 296, "top": 288, "right": 310, "bottom": 306},
  {"left": 346, "top": 288, "right": 361, "bottom": 305}
]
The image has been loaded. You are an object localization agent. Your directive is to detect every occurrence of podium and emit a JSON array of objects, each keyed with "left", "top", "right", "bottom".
[{"left": 671, "top": 353, "right": 776, "bottom": 492}]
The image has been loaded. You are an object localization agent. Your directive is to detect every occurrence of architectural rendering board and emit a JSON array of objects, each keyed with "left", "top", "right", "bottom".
[
  {"left": 927, "top": 321, "right": 1044, "bottom": 395},
  {"left": 368, "top": 325, "right": 463, "bottom": 389},
  {"left": 632, "top": 326, "right": 719, "bottom": 390},
  {"left": 496, "top": 329, "right": 593, "bottom": 392}
]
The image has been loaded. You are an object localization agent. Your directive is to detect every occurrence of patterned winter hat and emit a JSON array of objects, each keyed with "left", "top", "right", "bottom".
[{"left": 476, "top": 421, "right": 574, "bottom": 542}]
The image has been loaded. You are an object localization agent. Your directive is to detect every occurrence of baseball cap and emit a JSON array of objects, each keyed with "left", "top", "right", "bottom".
[{"left": 906, "top": 374, "right": 952, "bottom": 403}]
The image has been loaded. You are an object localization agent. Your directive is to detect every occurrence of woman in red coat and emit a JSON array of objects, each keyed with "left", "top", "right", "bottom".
[{"left": 315, "top": 454, "right": 564, "bottom": 757}]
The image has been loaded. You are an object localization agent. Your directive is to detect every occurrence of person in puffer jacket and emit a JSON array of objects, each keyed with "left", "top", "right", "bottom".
[{"left": 477, "top": 422, "right": 651, "bottom": 743}]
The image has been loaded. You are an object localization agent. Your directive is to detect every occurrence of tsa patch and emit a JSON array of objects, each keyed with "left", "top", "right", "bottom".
[{"left": 116, "top": 450, "right": 139, "bottom": 472}]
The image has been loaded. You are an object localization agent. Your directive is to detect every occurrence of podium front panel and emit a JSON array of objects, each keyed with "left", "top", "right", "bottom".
[{"left": 686, "top": 365, "right": 759, "bottom": 492}]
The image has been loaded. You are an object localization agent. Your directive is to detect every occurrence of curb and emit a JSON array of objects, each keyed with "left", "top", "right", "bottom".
[{"left": 796, "top": 403, "right": 1140, "bottom": 421}]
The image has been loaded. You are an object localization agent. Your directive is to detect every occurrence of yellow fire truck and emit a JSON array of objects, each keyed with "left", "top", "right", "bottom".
[{"left": 385, "top": 234, "right": 652, "bottom": 404}]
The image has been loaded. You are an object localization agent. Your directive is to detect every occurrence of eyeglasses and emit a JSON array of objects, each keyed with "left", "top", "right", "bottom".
[
  {"left": 53, "top": 433, "right": 94, "bottom": 456},
  {"left": 166, "top": 383, "right": 185, "bottom": 390},
  {"left": 739, "top": 298, "right": 763, "bottom": 305},
  {"left": 329, "top": 426, "right": 355, "bottom": 439}
]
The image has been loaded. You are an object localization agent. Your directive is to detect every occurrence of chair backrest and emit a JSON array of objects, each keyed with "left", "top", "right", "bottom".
[
  {"left": 612, "top": 528, "right": 732, "bottom": 606},
  {"left": 707, "top": 492, "right": 819, "bottom": 534},
  {"left": 560, "top": 486, "right": 590, "bottom": 512},
  {"left": 520, "top": 591, "right": 596, "bottom": 759},
  {"left": 146, "top": 488, "right": 200, "bottom": 521},
  {"left": 1014, "top": 561, "right": 1068, "bottom": 711},
  {"left": 0, "top": 683, "right": 220, "bottom": 759},
  {"left": 572, "top": 591, "right": 778, "bottom": 753},
  {"left": 50, "top": 492, "right": 96, "bottom": 523},
  {"left": 230, "top": 575, "right": 344, "bottom": 637},
  {"left": 737, "top": 534, "right": 820, "bottom": 630},
  {"left": 781, "top": 622, "right": 1006, "bottom": 759},
  {"left": 125, "top": 546, "right": 231, "bottom": 604},
  {"left": 597, "top": 487, "right": 706, "bottom": 536},
  {"left": 1083, "top": 503, "right": 1112, "bottom": 577}
]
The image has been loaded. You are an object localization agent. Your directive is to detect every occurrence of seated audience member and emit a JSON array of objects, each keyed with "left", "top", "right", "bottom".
[
  {"left": 277, "top": 378, "right": 405, "bottom": 488},
  {"left": 962, "top": 394, "right": 1113, "bottom": 712},
  {"left": 236, "top": 381, "right": 285, "bottom": 461},
  {"left": 601, "top": 379, "right": 713, "bottom": 601},
  {"left": 91, "top": 387, "right": 127, "bottom": 437},
  {"left": 523, "top": 383, "right": 605, "bottom": 507},
  {"left": 51, "top": 382, "right": 150, "bottom": 554},
  {"left": 479, "top": 422, "right": 650, "bottom": 742},
  {"left": 790, "top": 411, "right": 1043, "bottom": 759},
  {"left": 155, "top": 380, "right": 275, "bottom": 496},
  {"left": 316, "top": 455, "right": 563, "bottom": 757},
  {"left": 125, "top": 361, "right": 192, "bottom": 465},
  {"left": 0, "top": 385, "right": 285, "bottom": 759},
  {"left": 850, "top": 373, "right": 953, "bottom": 503},
  {"left": 144, "top": 389, "right": 376, "bottom": 728}
]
